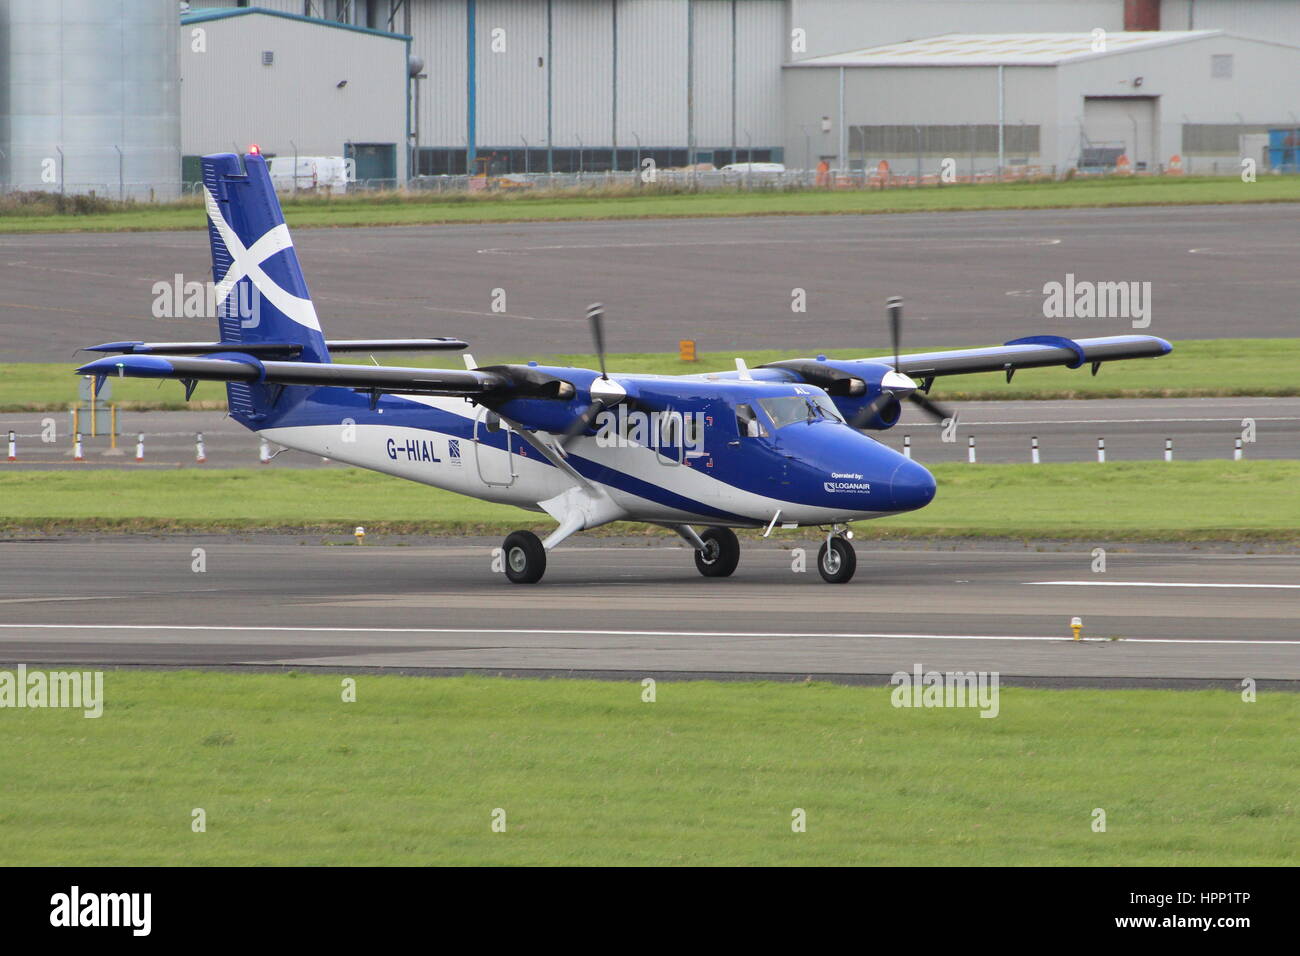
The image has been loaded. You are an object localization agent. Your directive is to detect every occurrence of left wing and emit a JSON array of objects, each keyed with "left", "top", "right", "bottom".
[
  {"left": 753, "top": 333, "right": 1172, "bottom": 429},
  {"left": 763, "top": 334, "right": 1172, "bottom": 391},
  {"left": 865, "top": 334, "right": 1171, "bottom": 385}
]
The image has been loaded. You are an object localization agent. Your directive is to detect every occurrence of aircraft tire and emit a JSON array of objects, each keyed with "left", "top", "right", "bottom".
[
  {"left": 503, "top": 530, "right": 547, "bottom": 584},
  {"left": 694, "top": 527, "right": 740, "bottom": 578},
  {"left": 817, "top": 538, "right": 857, "bottom": 584}
]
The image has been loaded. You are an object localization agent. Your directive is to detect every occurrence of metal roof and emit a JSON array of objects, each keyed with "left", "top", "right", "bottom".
[
  {"left": 789, "top": 31, "right": 1227, "bottom": 68},
  {"left": 181, "top": 7, "right": 410, "bottom": 42}
]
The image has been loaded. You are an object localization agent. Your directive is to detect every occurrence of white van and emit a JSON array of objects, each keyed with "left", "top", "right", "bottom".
[{"left": 267, "top": 156, "right": 351, "bottom": 195}]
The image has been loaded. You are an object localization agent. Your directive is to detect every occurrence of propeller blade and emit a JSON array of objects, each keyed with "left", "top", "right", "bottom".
[
  {"left": 886, "top": 295, "right": 902, "bottom": 371},
  {"left": 560, "top": 398, "right": 606, "bottom": 444},
  {"left": 908, "top": 390, "right": 952, "bottom": 422},
  {"left": 849, "top": 390, "right": 896, "bottom": 429},
  {"left": 587, "top": 303, "right": 607, "bottom": 380}
]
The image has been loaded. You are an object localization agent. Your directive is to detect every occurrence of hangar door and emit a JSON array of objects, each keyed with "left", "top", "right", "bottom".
[{"left": 1082, "top": 97, "right": 1157, "bottom": 170}]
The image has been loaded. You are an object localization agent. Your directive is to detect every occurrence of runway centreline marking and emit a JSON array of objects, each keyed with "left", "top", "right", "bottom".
[
  {"left": 1030, "top": 581, "right": 1300, "bottom": 589},
  {"left": 1, "top": 624, "right": 1297, "bottom": 646}
]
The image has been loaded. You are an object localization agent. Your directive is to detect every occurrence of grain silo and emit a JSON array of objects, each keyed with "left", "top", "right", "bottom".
[{"left": 0, "top": 0, "right": 180, "bottom": 199}]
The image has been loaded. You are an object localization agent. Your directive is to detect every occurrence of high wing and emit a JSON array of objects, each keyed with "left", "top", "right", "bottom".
[
  {"left": 74, "top": 352, "right": 575, "bottom": 403},
  {"left": 753, "top": 333, "right": 1172, "bottom": 429},
  {"left": 860, "top": 334, "right": 1172, "bottom": 385},
  {"left": 763, "top": 334, "right": 1172, "bottom": 391}
]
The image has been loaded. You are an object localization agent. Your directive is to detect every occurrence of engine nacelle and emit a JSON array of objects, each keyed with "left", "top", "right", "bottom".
[{"left": 837, "top": 391, "right": 902, "bottom": 430}]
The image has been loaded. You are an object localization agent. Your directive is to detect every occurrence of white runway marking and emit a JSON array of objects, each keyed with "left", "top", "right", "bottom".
[
  {"left": 477, "top": 237, "right": 1062, "bottom": 254},
  {"left": 1030, "top": 581, "right": 1300, "bottom": 590},
  {"left": 1, "top": 623, "right": 1296, "bottom": 646}
]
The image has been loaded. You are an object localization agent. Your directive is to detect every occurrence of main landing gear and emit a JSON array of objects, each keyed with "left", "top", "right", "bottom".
[
  {"left": 499, "top": 523, "right": 856, "bottom": 585},
  {"left": 692, "top": 526, "right": 740, "bottom": 578},
  {"left": 817, "top": 526, "right": 857, "bottom": 584},
  {"left": 502, "top": 530, "right": 546, "bottom": 584}
]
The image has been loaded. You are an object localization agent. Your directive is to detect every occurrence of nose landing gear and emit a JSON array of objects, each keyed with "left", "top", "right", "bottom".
[{"left": 817, "top": 526, "right": 857, "bottom": 584}]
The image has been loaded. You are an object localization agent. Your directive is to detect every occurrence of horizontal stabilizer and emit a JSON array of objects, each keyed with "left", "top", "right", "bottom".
[{"left": 86, "top": 337, "right": 467, "bottom": 357}]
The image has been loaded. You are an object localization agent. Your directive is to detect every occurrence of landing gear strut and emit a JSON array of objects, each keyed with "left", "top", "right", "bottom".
[
  {"left": 817, "top": 527, "right": 857, "bottom": 584},
  {"left": 693, "top": 526, "right": 740, "bottom": 578},
  {"left": 502, "top": 530, "right": 547, "bottom": 584}
]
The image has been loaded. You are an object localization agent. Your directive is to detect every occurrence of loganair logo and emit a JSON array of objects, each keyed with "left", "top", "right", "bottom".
[
  {"left": 203, "top": 185, "right": 321, "bottom": 332},
  {"left": 448, "top": 439, "right": 461, "bottom": 465},
  {"left": 824, "top": 471, "right": 870, "bottom": 494}
]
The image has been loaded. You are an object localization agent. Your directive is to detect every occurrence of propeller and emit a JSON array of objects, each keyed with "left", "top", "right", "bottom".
[
  {"left": 850, "top": 296, "right": 953, "bottom": 428},
  {"left": 560, "top": 304, "right": 627, "bottom": 444}
]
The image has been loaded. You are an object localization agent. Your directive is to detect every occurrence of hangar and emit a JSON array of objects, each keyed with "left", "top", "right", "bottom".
[
  {"left": 782, "top": 30, "right": 1300, "bottom": 177},
  {"left": 179, "top": 7, "right": 411, "bottom": 185}
]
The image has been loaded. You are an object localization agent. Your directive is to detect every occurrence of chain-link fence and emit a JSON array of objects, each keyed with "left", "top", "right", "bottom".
[{"left": 4, "top": 120, "right": 1297, "bottom": 205}]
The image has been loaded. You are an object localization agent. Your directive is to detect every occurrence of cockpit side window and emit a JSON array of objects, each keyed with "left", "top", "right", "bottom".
[
  {"left": 735, "top": 403, "right": 769, "bottom": 438},
  {"left": 758, "top": 394, "right": 845, "bottom": 429}
]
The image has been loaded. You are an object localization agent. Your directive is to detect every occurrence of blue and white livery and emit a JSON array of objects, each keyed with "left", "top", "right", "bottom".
[{"left": 77, "top": 151, "right": 1172, "bottom": 584}]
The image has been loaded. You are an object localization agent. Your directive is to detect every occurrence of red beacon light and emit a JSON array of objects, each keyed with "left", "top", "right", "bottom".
[{"left": 248, "top": 143, "right": 261, "bottom": 155}]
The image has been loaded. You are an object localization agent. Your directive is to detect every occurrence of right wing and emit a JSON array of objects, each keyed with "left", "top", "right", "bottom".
[{"left": 74, "top": 353, "right": 574, "bottom": 401}]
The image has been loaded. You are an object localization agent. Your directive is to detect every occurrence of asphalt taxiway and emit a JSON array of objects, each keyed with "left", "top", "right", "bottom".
[
  {"left": 3, "top": 204, "right": 1298, "bottom": 361},
  {"left": 1, "top": 536, "right": 1295, "bottom": 687}
]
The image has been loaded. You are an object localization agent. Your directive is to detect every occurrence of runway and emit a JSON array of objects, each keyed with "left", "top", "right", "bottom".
[
  {"left": 1, "top": 536, "right": 1296, "bottom": 687},
  {"left": 3, "top": 396, "right": 1295, "bottom": 468},
  {"left": 3, "top": 204, "right": 1299, "bottom": 362}
]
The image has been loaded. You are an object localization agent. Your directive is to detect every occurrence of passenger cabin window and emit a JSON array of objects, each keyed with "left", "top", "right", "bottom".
[{"left": 735, "top": 403, "right": 768, "bottom": 437}]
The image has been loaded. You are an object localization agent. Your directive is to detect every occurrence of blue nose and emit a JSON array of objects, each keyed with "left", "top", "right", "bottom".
[{"left": 888, "top": 459, "right": 937, "bottom": 511}]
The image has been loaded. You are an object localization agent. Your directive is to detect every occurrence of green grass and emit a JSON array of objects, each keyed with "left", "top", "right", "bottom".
[
  {"left": 1, "top": 175, "right": 1297, "bottom": 234},
  {"left": 2, "top": 672, "right": 1294, "bottom": 865},
  {"left": 3, "top": 460, "right": 1295, "bottom": 542},
  {"left": 11, "top": 337, "right": 1300, "bottom": 411}
]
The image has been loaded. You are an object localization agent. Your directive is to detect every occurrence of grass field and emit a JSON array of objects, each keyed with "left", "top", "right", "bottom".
[
  {"left": 1, "top": 175, "right": 1297, "bottom": 234},
  {"left": 2, "top": 672, "right": 1294, "bottom": 865},
  {"left": 10, "top": 338, "right": 1299, "bottom": 411},
  {"left": 2, "top": 460, "right": 1295, "bottom": 542}
]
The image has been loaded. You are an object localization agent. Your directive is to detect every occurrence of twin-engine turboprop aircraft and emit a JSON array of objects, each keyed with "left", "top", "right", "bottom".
[{"left": 76, "top": 151, "right": 1172, "bottom": 584}]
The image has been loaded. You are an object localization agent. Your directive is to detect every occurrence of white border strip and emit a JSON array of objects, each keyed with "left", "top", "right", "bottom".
[{"left": 1030, "top": 581, "right": 1300, "bottom": 589}]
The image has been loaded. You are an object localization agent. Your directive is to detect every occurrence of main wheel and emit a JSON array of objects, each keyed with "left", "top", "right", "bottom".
[
  {"left": 694, "top": 526, "right": 740, "bottom": 578},
  {"left": 502, "top": 530, "right": 546, "bottom": 584},
  {"left": 817, "top": 537, "right": 857, "bottom": 584}
]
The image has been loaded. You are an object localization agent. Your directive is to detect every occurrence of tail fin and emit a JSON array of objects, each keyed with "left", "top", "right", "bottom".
[{"left": 201, "top": 152, "right": 331, "bottom": 365}]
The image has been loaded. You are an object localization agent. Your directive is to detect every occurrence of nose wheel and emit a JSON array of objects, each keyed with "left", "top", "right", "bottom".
[{"left": 817, "top": 529, "right": 857, "bottom": 584}]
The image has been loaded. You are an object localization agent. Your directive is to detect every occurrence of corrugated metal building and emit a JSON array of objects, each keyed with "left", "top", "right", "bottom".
[
  {"left": 783, "top": 30, "right": 1300, "bottom": 175},
  {"left": 179, "top": 7, "right": 410, "bottom": 184},
  {"left": 186, "top": 1, "right": 786, "bottom": 175},
  {"left": 401, "top": 0, "right": 787, "bottom": 174},
  {"left": 9, "top": 1, "right": 1297, "bottom": 192},
  {"left": 786, "top": 0, "right": 1127, "bottom": 59}
]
